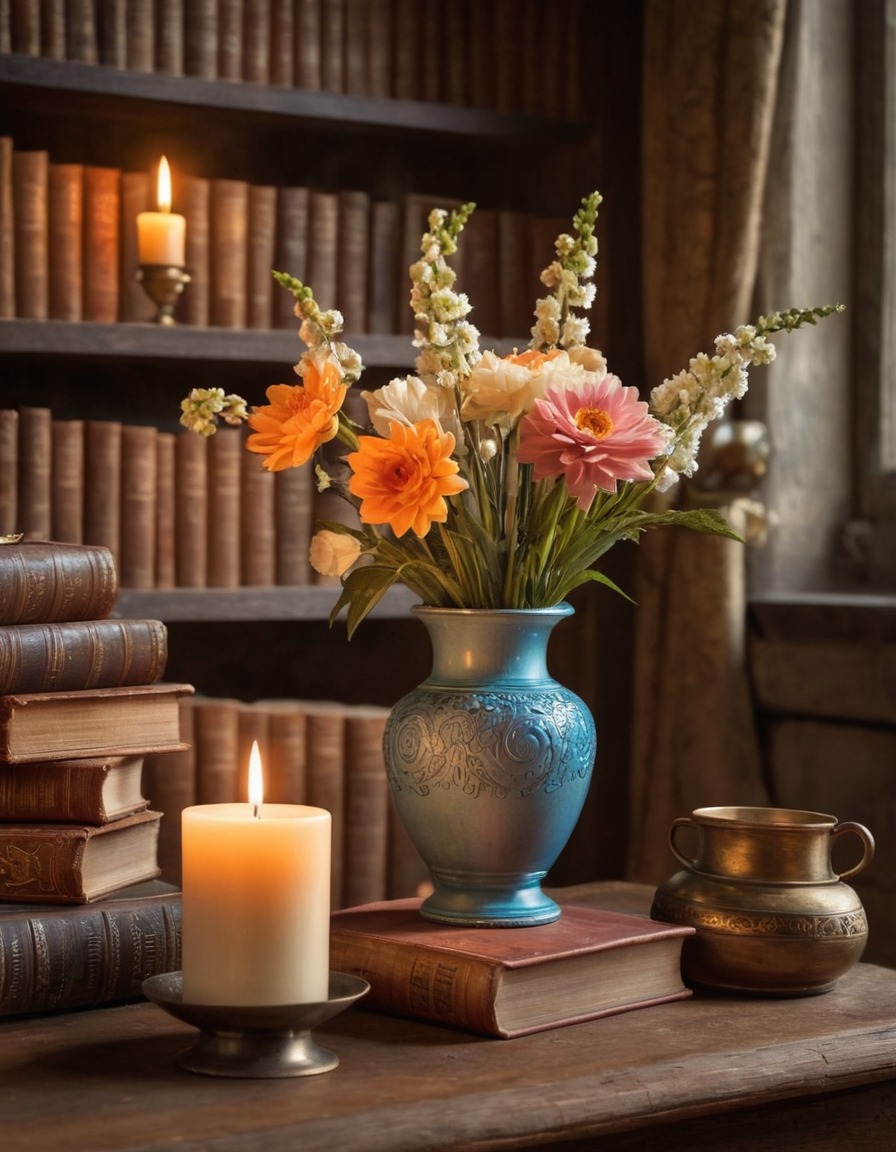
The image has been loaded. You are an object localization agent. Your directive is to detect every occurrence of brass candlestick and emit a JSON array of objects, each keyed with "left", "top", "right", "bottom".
[
  {"left": 142, "top": 971, "right": 369, "bottom": 1079},
  {"left": 136, "top": 264, "right": 191, "bottom": 325}
]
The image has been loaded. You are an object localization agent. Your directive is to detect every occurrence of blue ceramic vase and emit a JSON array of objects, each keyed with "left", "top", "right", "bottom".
[{"left": 383, "top": 604, "right": 596, "bottom": 927}]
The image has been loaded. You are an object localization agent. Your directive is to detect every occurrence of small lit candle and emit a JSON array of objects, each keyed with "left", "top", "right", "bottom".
[
  {"left": 137, "top": 156, "right": 186, "bottom": 265},
  {"left": 181, "top": 741, "right": 331, "bottom": 1006}
]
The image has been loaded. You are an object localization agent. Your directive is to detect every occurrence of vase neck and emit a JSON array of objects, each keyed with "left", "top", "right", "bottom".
[{"left": 415, "top": 606, "right": 572, "bottom": 688}]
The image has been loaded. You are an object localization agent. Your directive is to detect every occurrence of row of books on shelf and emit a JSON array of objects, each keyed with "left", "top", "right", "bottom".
[
  {"left": 0, "top": 135, "right": 559, "bottom": 336},
  {"left": 1, "top": 0, "right": 584, "bottom": 119},
  {"left": 1, "top": 407, "right": 335, "bottom": 589}
]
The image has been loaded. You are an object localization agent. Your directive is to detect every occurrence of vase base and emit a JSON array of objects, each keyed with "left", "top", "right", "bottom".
[{"left": 420, "top": 883, "right": 561, "bottom": 928}]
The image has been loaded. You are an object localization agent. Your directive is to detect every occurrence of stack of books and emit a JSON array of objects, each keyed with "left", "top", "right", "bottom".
[{"left": 0, "top": 538, "right": 192, "bottom": 1017}]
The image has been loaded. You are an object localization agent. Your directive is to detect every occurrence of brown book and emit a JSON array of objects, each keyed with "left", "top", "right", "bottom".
[
  {"left": 154, "top": 430, "right": 176, "bottom": 588},
  {"left": 418, "top": 0, "right": 441, "bottom": 103},
  {"left": 367, "top": 198, "right": 401, "bottom": 333},
  {"left": 337, "top": 188, "right": 370, "bottom": 334},
  {"left": 191, "top": 696, "right": 240, "bottom": 804},
  {"left": 367, "top": 0, "right": 392, "bottom": 99},
  {"left": 173, "top": 429, "right": 207, "bottom": 587},
  {"left": 120, "top": 423, "right": 158, "bottom": 589},
  {"left": 50, "top": 419, "right": 85, "bottom": 543},
  {"left": 246, "top": 183, "right": 277, "bottom": 329},
  {"left": 141, "top": 698, "right": 196, "bottom": 882},
  {"left": 209, "top": 178, "right": 249, "bottom": 328},
  {"left": 82, "top": 166, "right": 121, "bottom": 324},
  {"left": 98, "top": 0, "right": 127, "bottom": 67},
  {"left": 0, "top": 618, "right": 169, "bottom": 695},
  {"left": 386, "top": 805, "right": 430, "bottom": 901},
  {"left": 83, "top": 420, "right": 122, "bottom": 566},
  {"left": 240, "top": 443, "right": 276, "bottom": 585},
  {"left": 0, "top": 754, "right": 148, "bottom": 824},
  {"left": 262, "top": 699, "right": 307, "bottom": 803},
  {"left": 125, "top": 0, "right": 155, "bottom": 71},
  {"left": 0, "top": 879, "right": 181, "bottom": 1017},
  {"left": 180, "top": 173, "right": 210, "bottom": 326},
  {"left": 16, "top": 405, "right": 52, "bottom": 541},
  {"left": 462, "top": 205, "right": 501, "bottom": 339},
  {"left": 329, "top": 899, "right": 694, "bottom": 1039},
  {"left": 273, "top": 183, "right": 310, "bottom": 326},
  {"left": 319, "top": 0, "right": 344, "bottom": 92},
  {"left": 243, "top": 0, "right": 271, "bottom": 83},
  {"left": 342, "top": 704, "right": 390, "bottom": 907},
  {"left": 0, "top": 137, "right": 15, "bottom": 318},
  {"left": 498, "top": 209, "right": 534, "bottom": 340},
  {"left": 184, "top": 0, "right": 218, "bottom": 78},
  {"left": 307, "top": 188, "right": 339, "bottom": 312},
  {"left": 0, "top": 540, "right": 117, "bottom": 626},
  {"left": 39, "top": 0, "right": 66, "bottom": 59},
  {"left": 293, "top": 0, "right": 321, "bottom": 89},
  {"left": 0, "top": 682, "right": 194, "bottom": 764},
  {"left": 0, "top": 809, "right": 162, "bottom": 904},
  {"left": 156, "top": 0, "right": 185, "bottom": 75},
  {"left": 10, "top": 1, "right": 40, "bottom": 55},
  {"left": 269, "top": 0, "right": 293, "bottom": 86},
  {"left": 343, "top": 0, "right": 368, "bottom": 96},
  {"left": 205, "top": 426, "right": 242, "bottom": 587},
  {"left": 12, "top": 149, "right": 49, "bottom": 320},
  {"left": 300, "top": 700, "right": 346, "bottom": 908},
  {"left": 391, "top": 0, "right": 419, "bottom": 102},
  {"left": 120, "top": 170, "right": 155, "bottom": 322},
  {"left": 217, "top": 0, "right": 244, "bottom": 81},
  {"left": 274, "top": 461, "right": 313, "bottom": 585},
  {"left": 0, "top": 409, "right": 18, "bottom": 535},
  {"left": 66, "top": 0, "right": 100, "bottom": 63},
  {"left": 47, "top": 162, "right": 83, "bottom": 321}
]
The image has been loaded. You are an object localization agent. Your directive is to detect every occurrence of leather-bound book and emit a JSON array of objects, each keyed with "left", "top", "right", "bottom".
[
  {"left": 0, "top": 137, "right": 14, "bottom": 318},
  {"left": 48, "top": 162, "right": 83, "bottom": 321},
  {"left": 119, "top": 423, "right": 159, "bottom": 589},
  {"left": 0, "top": 809, "right": 162, "bottom": 904},
  {"left": 0, "top": 682, "right": 194, "bottom": 764},
  {"left": 0, "top": 540, "right": 117, "bottom": 626},
  {"left": 342, "top": 704, "right": 391, "bottom": 907},
  {"left": 16, "top": 405, "right": 52, "bottom": 541},
  {"left": 246, "top": 184, "right": 277, "bottom": 329},
  {"left": 50, "top": 419, "right": 85, "bottom": 544},
  {"left": 0, "top": 409, "right": 18, "bottom": 535},
  {"left": 209, "top": 178, "right": 249, "bottom": 328},
  {"left": 83, "top": 419, "right": 122, "bottom": 567},
  {"left": 0, "top": 880, "right": 181, "bottom": 1017},
  {"left": 0, "top": 754, "right": 148, "bottom": 824},
  {"left": 82, "top": 166, "right": 121, "bottom": 324},
  {"left": 330, "top": 899, "right": 694, "bottom": 1039},
  {"left": 0, "top": 618, "right": 169, "bottom": 695},
  {"left": 12, "top": 149, "right": 49, "bottom": 320}
]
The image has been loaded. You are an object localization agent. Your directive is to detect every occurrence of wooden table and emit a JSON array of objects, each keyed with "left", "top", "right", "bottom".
[{"left": 3, "top": 883, "right": 896, "bottom": 1151}]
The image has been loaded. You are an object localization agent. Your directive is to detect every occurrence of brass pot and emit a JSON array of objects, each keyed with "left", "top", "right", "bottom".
[{"left": 650, "top": 806, "right": 874, "bottom": 996}]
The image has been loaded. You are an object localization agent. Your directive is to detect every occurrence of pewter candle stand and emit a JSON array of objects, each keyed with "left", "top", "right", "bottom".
[
  {"left": 136, "top": 264, "right": 191, "bottom": 325},
  {"left": 142, "top": 971, "right": 369, "bottom": 1079}
]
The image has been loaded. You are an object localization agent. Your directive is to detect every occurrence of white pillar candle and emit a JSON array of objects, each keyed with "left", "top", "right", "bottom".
[
  {"left": 181, "top": 743, "right": 331, "bottom": 1006},
  {"left": 137, "top": 156, "right": 186, "bottom": 265}
]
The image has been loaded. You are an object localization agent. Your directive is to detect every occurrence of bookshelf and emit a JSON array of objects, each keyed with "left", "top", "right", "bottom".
[{"left": 0, "top": 1, "right": 641, "bottom": 884}]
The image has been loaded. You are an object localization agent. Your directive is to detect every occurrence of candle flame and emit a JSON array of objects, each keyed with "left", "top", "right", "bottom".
[
  {"left": 157, "top": 156, "right": 172, "bottom": 214},
  {"left": 248, "top": 740, "right": 263, "bottom": 816}
]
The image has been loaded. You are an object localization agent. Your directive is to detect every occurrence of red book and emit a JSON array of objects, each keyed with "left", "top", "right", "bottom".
[{"left": 330, "top": 899, "right": 694, "bottom": 1039}]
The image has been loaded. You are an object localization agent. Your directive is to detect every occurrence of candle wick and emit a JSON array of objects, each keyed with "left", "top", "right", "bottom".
[{"left": 253, "top": 803, "right": 261, "bottom": 820}]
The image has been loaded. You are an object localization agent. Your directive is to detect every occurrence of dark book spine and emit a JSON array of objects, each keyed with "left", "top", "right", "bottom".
[
  {"left": 0, "top": 895, "right": 181, "bottom": 1017},
  {"left": 0, "top": 543, "right": 117, "bottom": 626},
  {"left": 0, "top": 618, "right": 169, "bottom": 695}
]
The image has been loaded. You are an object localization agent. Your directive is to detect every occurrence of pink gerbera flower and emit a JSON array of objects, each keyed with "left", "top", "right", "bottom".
[{"left": 517, "top": 375, "right": 671, "bottom": 510}]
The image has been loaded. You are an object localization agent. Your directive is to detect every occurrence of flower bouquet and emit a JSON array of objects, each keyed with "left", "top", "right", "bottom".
[{"left": 181, "top": 192, "right": 840, "bottom": 636}]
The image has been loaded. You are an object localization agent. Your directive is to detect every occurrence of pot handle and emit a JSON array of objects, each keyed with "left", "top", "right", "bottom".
[
  {"left": 832, "top": 821, "right": 875, "bottom": 880},
  {"left": 668, "top": 817, "right": 698, "bottom": 868}
]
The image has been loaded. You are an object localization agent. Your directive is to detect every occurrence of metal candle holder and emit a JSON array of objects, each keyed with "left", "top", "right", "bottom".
[
  {"left": 142, "top": 971, "right": 369, "bottom": 1079},
  {"left": 136, "top": 264, "right": 191, "bottom": 325}
]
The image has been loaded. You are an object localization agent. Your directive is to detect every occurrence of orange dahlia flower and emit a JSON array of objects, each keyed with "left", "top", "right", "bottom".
[
  {"left": 246, "top": 357, "right": 347, "bottom": 471},
  {"left": 347, "top": 420, "right": 468, "bottom": 538}
]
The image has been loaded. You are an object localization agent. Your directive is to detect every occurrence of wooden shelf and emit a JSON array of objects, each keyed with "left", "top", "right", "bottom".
[
  {"left": 0, "top": 318, "right": 523, "bottom": 368},
  {"left": 113, "top": 584, "right": 418, "bottom": 623},
  {"left": 0, "top": 54, "right": 590, "bottom": 143}
]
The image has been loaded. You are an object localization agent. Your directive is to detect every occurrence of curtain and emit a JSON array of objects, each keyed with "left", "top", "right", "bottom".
[{"left": 626, "top": 0, "right": 788, "bottom": 883}]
